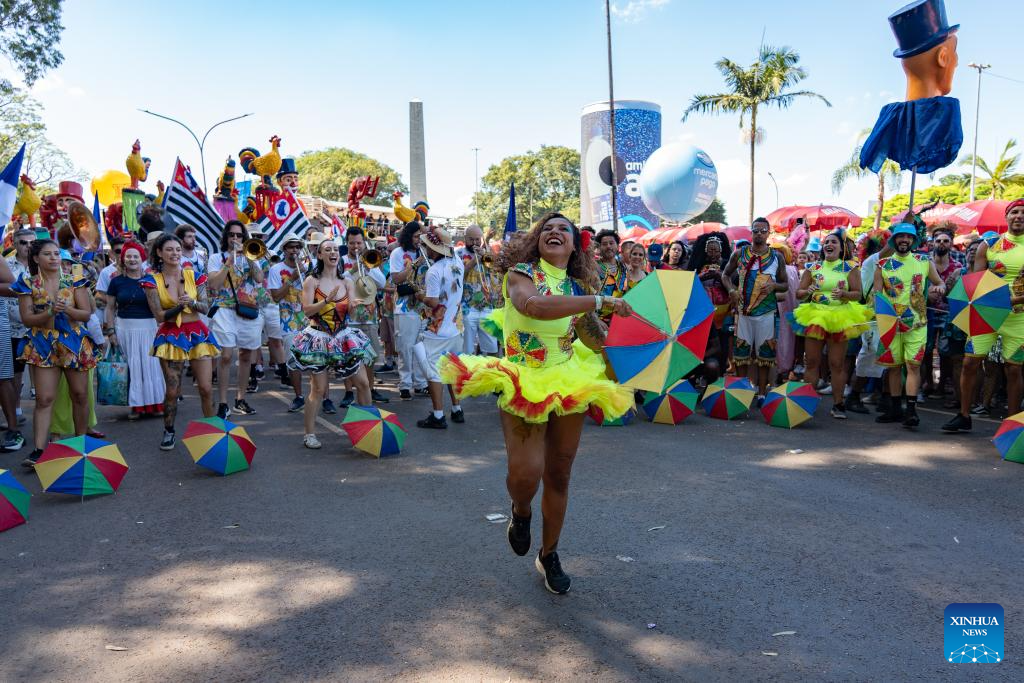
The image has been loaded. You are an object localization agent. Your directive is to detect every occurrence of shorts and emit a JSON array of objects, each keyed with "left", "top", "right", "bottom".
[
  {"left": 210, "top": 308, "right": 264, "bottom": 350},
  {"left": 734, "top": 313, "right": 777, "bottom": 366},
  {"left": 350, "top": 321, "right": 383, "bottom": 360},
  {"left": 419, "top": 334, "right": 463, "bottom": 383},
  {"left": 967, "top": 332, "right": 1024, "bottom": 364},
  {"left": 876, "top": 325, "right": 927, "bottom": 367},
  {"left": 262, "top": 303, "right": 282, "bottom": 340}
]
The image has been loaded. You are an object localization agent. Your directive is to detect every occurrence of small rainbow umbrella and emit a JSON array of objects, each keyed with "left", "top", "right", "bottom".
[
  {"left": 606, "top": 271, "right": 713, "bottom": 393},
  {"left": 948, "top": 270, "right": 1011, "bottom": 336},
  {"left": 587, "top": 404, "right": 636, "bottom": 426},
  {"left": 0, "top": 469, "right": 30, "bottom": 532},
  {"left": 183, "top": 417, "right": 256, "bottom": 475},
  {"left": 992, "top": 411, "right": 1024, "bottom": 464},
  {"left": 701, "top": 377, "right": 755, "bottom": 420},
  {"left": 641, "top": 379, "right": 699, "bottom": 424},
  {"left": 341, "top": 405, "right": 407, "bottom": 457},
  {"left": 761, "top": 382, "right": 820, "bottom": 428},
  {"left": 873, "top": 291, "right": 916, "bottom": 365},
  {"left": 34, "top": 435, "right": 128, "bottom": 496}
]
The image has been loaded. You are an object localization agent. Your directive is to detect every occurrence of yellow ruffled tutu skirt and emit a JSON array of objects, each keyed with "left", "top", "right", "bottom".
[
  {"left": 438, "top": 342, "right": 634, "bottom": 424},
  {"left": 788, "top": 301, "right": 874, "bottom": 341}
]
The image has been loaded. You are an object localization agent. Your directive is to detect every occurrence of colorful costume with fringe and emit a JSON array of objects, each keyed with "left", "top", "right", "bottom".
[
  {"left": 140, "top": 269, "right": 221, "bottom": 361},
  {"left": 11, "top": 273, "right": 97, "bottom": 370},
  {"left": 874, "top": 253, "right": 930, "bottom": 366},
  {"left": 966, "top": 232, "right": 1024, "bottom": 363},
  {"left": 288, "top": 286, "right": 375, "bottom": 376},
  {"left": 438, "top": 259, "right": 633, "bottom": 424},
  {"left": 789, "top": 259, "right": 873, "bottom": 342}
]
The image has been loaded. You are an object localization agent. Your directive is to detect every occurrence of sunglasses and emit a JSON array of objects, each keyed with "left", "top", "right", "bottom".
[
  {"left": 752, "top": 227, "right": 770, "bottom": 234},
  {"left": 228, "top": 232, "right": 244, "bottom": 238},
  {"left": 17, "top": 240, "right": 31, "bottom": 246}
]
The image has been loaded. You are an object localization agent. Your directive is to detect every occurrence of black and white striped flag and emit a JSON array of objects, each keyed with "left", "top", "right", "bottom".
[
  {"left": 162, "top": 159, "right": 224, "bottom": 256},
  {"left": 258, "top": 189, "right": 312, "bottom": 255}
]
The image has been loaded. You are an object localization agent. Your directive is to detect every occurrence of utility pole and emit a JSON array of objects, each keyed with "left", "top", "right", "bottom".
[
  {"left": 767, "top": 171, "right": 780, "bottom": 210},
  {"left": 471, "top": 147, "right": 480, "bottom": 222},
  {"left": 967, "top": 62, "right": 990, "bottom": 202}
]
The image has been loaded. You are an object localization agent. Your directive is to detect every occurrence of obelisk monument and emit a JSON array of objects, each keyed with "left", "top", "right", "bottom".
[{"left": 409, "top": 99, "right": 427, "bottom": 205}]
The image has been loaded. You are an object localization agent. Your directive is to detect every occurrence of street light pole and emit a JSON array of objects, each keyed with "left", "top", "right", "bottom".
[
  {"left": 967, "top": 62, "right": 990, "bottom": 202},
  {"left": 604, "top": 0, "right": 619, "bottom": 233},
  {"left": 471, "top": 147, "right": 480, "bottom": 222},
  {"left": 138, "top": 110, "right": 254, "bottom": 196},
  {"left": 766, "top": 171, "right": 780, "bottom": 209}
]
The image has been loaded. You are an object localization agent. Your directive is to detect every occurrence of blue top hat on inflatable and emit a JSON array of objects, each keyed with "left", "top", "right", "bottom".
[
  {"left": 889, "top": 222, "right": 922, "bottom": 249},
  {"left": 888, "top": 0, "right": 959, "bottom": 58},
  {"left": 276, "top": 157, "right": 298, "bottom": 178}
]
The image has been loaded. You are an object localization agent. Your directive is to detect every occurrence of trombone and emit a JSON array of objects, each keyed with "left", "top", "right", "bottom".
[
  {"left": 243, "top": 238, "right": 267, "bottom": 261},
  {"left": 352, "top": 246, "right": 380, "bottom": 303}
]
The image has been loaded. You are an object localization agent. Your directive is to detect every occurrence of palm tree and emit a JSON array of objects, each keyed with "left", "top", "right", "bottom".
[
  {"left": 683, "top": 45, "right": 830, "bottom": 223},
  {"left": 960, "top": 139, "right": 1024, "bottom": 199},
  {"left": 832, "top": 128, "right": 902, "bottom": 229}
]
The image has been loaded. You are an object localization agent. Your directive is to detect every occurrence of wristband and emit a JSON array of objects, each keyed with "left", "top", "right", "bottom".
[{"left": 594, "top": 295, "right": 604, "bottom": 311}]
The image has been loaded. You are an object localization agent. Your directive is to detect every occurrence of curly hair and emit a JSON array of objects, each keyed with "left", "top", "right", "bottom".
[
  {"left": 219, "top": 220, "right": 248, "bottom": 253},
  {"left": 148, "top": 233, "right": 182, "bottom": 272},
  {"left": 398, "top": 221, "right": 422, "bottom": 252},
  {"left": 687, "top": 232, "right": 732, "bottom": 273},
  {"left": 496, "top": 212, "right": 599, "bottom": 293}
]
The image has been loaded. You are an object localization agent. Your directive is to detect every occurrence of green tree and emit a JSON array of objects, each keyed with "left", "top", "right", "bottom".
[
  {"left": 1, "top": 0, "right": 65, "bottom": 91},
  {"left": 0, "top": 87, "right": 80, "bottom": 186},
  {"left": 832, "top": 127, "right": 902, "bottom": 229},
  {"left": 294, "top": 147, "right": 406, "bottom": 203},
  {"left": 472, "top": 145, "right": 580, "bottom": 235},
  {"left": 691, "top": 197, "right": 727, "bottom": 224},
  {"left": 960, "top": 139, "right": 1024, "bottom": 200},
  {"left": 683, "top": 45, "right": 830, "bottom": 223}
]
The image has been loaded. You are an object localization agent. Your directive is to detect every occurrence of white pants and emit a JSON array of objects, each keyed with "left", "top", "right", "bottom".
[
  {"left": 462, "top": 307, "right": 498, "bottom": 355},
  {"left": 395, "top": 313, "right": 427, "bottom": 390}
]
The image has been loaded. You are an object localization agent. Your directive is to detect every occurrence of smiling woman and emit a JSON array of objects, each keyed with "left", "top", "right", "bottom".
[{"left": 438, "top": 212, "right": 633, "bottom": 595}]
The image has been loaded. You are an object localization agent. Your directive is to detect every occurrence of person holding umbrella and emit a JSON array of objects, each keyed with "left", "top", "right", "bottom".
[
  {"left": 438, "top": 212, "right": 632, "bottom": 594},
  {"left": 944, "top": 199, "right": 1024, "bottom": 432}
]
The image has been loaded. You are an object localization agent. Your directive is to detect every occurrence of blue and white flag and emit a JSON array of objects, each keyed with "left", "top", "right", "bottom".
[{"left": 0, "top": 143, "right": 26, "bottom": 227}]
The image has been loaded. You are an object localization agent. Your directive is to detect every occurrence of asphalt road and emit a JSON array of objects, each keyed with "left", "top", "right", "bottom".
[{"left": 1, "top": 371, "right": 1021, "bottom": 682}]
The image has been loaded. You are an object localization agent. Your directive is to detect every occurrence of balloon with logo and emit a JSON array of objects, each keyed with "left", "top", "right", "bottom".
[
  {"left": 638, "top": 144, "right": 718, "bottom": 223},
  {"left": 91, "top": 170, "right": 132, "bottom": 207}
]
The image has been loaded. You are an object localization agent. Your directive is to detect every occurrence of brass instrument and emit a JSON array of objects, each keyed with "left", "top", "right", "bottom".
[
  {"left": 361, "top": 249, "right": 382, "bottom": 269},
  {"left": 352, "top": 248, "right": 379, "bottom": 303},
  {"left": 481, "top": 253, "right": 495, "bottom": 269},
  {"left": 57, "top": 201, "right": 101, "bottom": 251},
  {"left": 243, "top": 238, "right": 267, "bottom": 261},
  {"left": 366, "top": 230, "right": 379, "bottom": 241}
]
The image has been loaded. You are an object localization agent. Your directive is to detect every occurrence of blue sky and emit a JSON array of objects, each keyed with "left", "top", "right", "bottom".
[{"left": 4, "top": 0, "right": 1023, "bottom": 222}]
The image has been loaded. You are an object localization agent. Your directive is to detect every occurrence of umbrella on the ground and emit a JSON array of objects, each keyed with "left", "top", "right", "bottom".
[
  {"left": 784, "top": 204, "right": 862, "bottom": 231},
  {"left": 183, "top": 417, "right": 256, "bottom": 475},
  {"left": 341, "top": 405, "right": 407, "bottom": 457},
  {"left": 605, "top": 270, "right": 713, "bottom": 393},
  {"left": 873, "top": 291, "right": 916, "bottom": 365},
  {"left": 937, "top": 199, "right": 1010, "bottom": 234},
  {"left": 760, "top": 382, "right": 819, "bottom": 428},
  {"left": 34, "top": 436, "right": 128, "bottom": 496},
  {"left": 587, "top": 404, "right": 635, "bottom": 426},
  {"left": 993, "top": 411, "right": 1024, "bottom": 463},
  {"left": 701, "top": 376, "right": 755, "bottom": 419},
  {"left": 724, "top": 225, "right": 752, "bottom": 244},
  {"left": 0, "top": 469, "right": 30, "bottom": 532},
  {"left": 683, "top": 222, "right": 727, "bottom": 242},
  {"left": 766, "top": 205, "right": 809, "bottom": 232},
  {"left": 948, "top": 270, "right": 1011, "bottom": 336},
  {"left": 641, "top": 379, "right": 699, "bottom": 424}
]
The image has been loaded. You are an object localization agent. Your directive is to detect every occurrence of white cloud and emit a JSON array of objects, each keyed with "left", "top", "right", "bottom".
[
  {"left": 30, "top": 73, "right": 85, "bottom": 98},
  {"left": 610, "top": 0, "right": 670, "bottom": 22}
]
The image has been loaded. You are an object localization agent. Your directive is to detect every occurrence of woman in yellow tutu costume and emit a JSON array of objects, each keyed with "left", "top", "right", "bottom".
[
  {"left": 141, "top": 233, "right": 220, "bottom": 451},
  {"left": 789, "top": 229, "right": 873, "bottom": 419},
  {"left": 439, "top": 212, "right": 632, "bottom": 594}
]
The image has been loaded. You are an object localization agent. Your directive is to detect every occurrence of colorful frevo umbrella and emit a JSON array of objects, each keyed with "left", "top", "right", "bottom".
[
  {"left": 0, "top": 469, "right": 30, "bottom": 532},
  {"left": 873, "top": 291, "right": 917, "bottom": 365},
  {"left": 341, "top": 405, "right": 407, "bottom": 457},
  {"left": 701, "top": 376, "right": 755, "bottom": 420},
  {"left": 183, "top": 417, "right": 256, "bottom": 475},
  {"left": 992, "top": 411, "right": 1024, "bottom": 464},
  {"left": 587, "top": 404, "right": 635, "bottom": 426},
  {"left": 34, "top": 435, "right": 128, "bottom": 497},
  {"left": 761, "top": 382, "right": 820, "bottom": 429},
  {"left": 605, "top": 271, "right": 713, "bottom": 393},
  {"left": 948, "top": 270, "right": 1011, "bottom": 336},
  {"left": 641, "top": 379, "right": 699, "bottom": 425}
]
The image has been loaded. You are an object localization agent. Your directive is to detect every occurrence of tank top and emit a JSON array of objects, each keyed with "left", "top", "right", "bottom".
[
  {"left": 989, "top": 232, "right": 1024, "bottom": 312},
  {"left": 807, "top": 259, "right": 857, "bottom": 306},
  {"left": 313, "top": 286, "right": 350, "bottom": 334}
]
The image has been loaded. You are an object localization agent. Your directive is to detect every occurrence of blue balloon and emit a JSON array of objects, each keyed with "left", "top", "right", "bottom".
[{"left": 638, "top": 144, "right": 718, "bottom": 222}]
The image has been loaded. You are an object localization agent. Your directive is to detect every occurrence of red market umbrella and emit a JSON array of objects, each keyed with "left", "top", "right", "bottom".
[
  {"left": 785, "top": 204, "right": 862, "bottom": 231},
  {"left": 890, "top": 202, "right": 954, "bottom": 225},
  {"left": 934, "top": 199, "right": 1010, "bottom": 234},
  {"left": 724, "top": 225, "right": 752, "bottom": 243},
  {"left": 682, "top": 222, "right": 727, "bottom": 242},
  {"left": 766, "top": 205, "right": 809, "bottom": 232},
  {"left": 619, "top": 226, "right": 649, "bottom": 242}
]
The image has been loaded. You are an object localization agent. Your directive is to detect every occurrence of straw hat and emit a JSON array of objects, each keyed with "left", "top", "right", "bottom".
[{"left": 421, "top": 226, "right": 453, "bottom": 257}]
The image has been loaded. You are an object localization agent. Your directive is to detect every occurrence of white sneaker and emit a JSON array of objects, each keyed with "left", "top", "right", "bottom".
[
  {"left": 818, "top": 385, "right": 833, "bottom": 395},
  {"left": 303, "top": 434, "right": 322, "bottom": 449}
]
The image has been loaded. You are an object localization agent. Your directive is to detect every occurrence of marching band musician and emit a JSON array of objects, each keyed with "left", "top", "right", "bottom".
[
  {"left": 342, "top": 226, "right": 389, "bottom": 405},
  {"left": 458, "top": 224, "right": 502, "bottom": 356}
]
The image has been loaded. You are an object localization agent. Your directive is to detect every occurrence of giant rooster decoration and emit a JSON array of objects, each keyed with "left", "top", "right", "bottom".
[
  {"left": 13, "top": 175, "right": 41, "bottom": 226},
  {"left": 126, "top": 139, "right": 150, "bottom": 190},
  {"left": 347, "top": 176, "right": 380, "bottom": 228},
  {"left": 392, "top": 192, "right": 429, "bottom": 224},
  {"left": 239, "top": 136, "right": 282, "bottom": 189}
]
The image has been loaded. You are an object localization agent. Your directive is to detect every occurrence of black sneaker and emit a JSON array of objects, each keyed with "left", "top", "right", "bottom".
[
  {"left": 0, "top": 430, "right": 25, "bottom": 453},
  {"left": 288, "top": 396, "right": 305, "bottom": 413},
  {"left": 377, "top": 361, "right": 396, "bottom": 374},
  {"left": 417, "top": 413, "right": 448, "bottom": 429},
  {"left": 371, "top": 389, "right": 390, "bottom": 404},
  {"left": 233, "top": 399, "right": 256, "bottom": 415},
  {"left": 246, "top": 377, "right": 259, "bottom": 394},
  {"left": 21, "top": 448, "right": 43, "bottom": 469},
  {"left": 400, "top": 389, "right": 412, "bottom": 401},
  {"left": 903, "top": 406, "right": 920, "bottom": 428},
  {"left": 970, "top": 404, "right": 991, "bottom": 417},
  {"left": 159, "top": 430, "right": 175, "bottom": 451},
  {"left": 941, "top": 413, "right": 973, "bottom": 433},
  {"left": 507, "top": 506, "right": 531, "bottom": 556},
  {"left": 340, "top": 391, "right": 355, "bottom": 408},
  {"left": 846, "top": 397, "right": 869, "bottom": 414},
  {"left": 217, "top": 403, "right": 231, "bottom": 419},
  {"left": 876, "top": 395, "right": 890, "bottom": 414},
  {"left": 830, "top": 404, "right": 848, "bottom": 420},
  {"left": 414, "top": 387, "right": 430, "bottom": 397},
  {"left": 450, "top": 408, "right": 465, "bottom": 424},
  {"left": 254, "top": 364, "right": 266, "bottom": 380},
  {"left": 875, "top": 409, "right": 904, "bottom": 424},
  {"left": 321, "top": 398, "right": 337, "bottom": 415},
  {"left": 535, "top": 551, "right": 571, "bottom": 594}
]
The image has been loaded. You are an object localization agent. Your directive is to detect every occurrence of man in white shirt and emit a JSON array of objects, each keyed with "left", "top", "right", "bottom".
[
  {"left": 176, "top": 224, "right": 208, "bottom": 276},
  {"left": 388, "top": 221, "right": 430, "bottom": 400},
  {"left": 343, "top": 227, "right": 389, "bottom": 404},
  {"left": 414, "top": 226, "right": 465, "bottom": 429},
  {"left": 457, "top": 224, "right": 501, "bottom": 356}
]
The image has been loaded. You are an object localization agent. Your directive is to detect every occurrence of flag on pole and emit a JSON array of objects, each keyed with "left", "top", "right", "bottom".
[
  {"left": 255, "top": 189, "right": 312, "bottom": 255},
  {"left": 163, "top": 158, "right": 224, "bottom": 256},
  {"left": 0, "top": 143, "right": 26, "bottom": 227},
  {"left": 503, "top": 182, "right": 517, "bottom": 240},
  {"left": 92, "top": 191, "right": 111, "bottom": 250}
]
